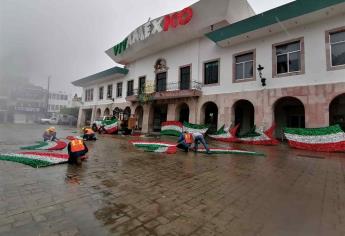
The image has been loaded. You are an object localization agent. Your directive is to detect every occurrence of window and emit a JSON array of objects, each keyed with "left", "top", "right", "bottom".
[
  {"left": 234, "top": 51, "right": 255, "bottom": 81},
  {"left": 180, "top": 65, "right": 191, "bottom": 90},
  {"left": 274, "top": 39, "right": 303, "bottom": 76},
  {"left": 330, "top": 30, "right": 345, "bottom": 67},
  {"left": 85, "top": 88, "right": 94, "bottom": 102},
  {"left": 116, "top": 82, "right": 122, "bottom": 98},
  {"left": 204, "top": 60, "right": 219, "bottom": 85},
  {"left": 156, "top": 72, "right": 167, "bottom": 92},
  {"left": 127, "top": 80, "right": 134, "bottom": 96},
  {"left": 99, "top": 87, "right": 104, "bottom": 100},
  {"left": 107, "top": 84, "right": 113, "bottom": 99},
  {"left": 138, "top": 76, "right": 146, "bottom": 94}
]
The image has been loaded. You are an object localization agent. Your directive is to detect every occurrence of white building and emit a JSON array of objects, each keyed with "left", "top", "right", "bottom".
[
  {"left": 48, "top": 91, "right": 71, "bottom": 114},
  {"left": 73, "top": 0, "right": 345, "bottom": 136}
]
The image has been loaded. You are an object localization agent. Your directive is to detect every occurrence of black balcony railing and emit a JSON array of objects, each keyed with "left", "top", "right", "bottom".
[{"left": 128, "top": 81, "right": 202, "bottom": 97}]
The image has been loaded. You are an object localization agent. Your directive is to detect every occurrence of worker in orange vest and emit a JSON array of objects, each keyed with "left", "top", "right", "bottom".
[
  {"left": 67, "top": 139, "right": 88, "bottom": 165},
  {"left": 177, "top": 130, "right": 193, "bottom": 152},
  {"left": 82, "top": 127, "right": 97, "bottom": 141}
]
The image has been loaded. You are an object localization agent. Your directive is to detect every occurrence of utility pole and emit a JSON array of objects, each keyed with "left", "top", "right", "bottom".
[{"left": 46, "top": 76, "right": 51, "bottom": 116}]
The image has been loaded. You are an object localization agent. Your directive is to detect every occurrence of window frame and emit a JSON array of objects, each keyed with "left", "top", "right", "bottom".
[
  {"left": 85, "top": 88, "right": 94, "bottom": 102},
  {"left": 127, "top": 80, "right": 134, "bottom": 96},
  {"left": 107, "top": 84, "right": 113, "bottom": 99},
  {"left": 138, "top": 76, "right": 146, "bottom": 94},
  {"left": 272, "top": 37, "right": 305, "bottom": 78},
  {"left": 203, "top": 59, "right": 220, "bottom": 86},
  {"left": 179, "top": 64, "right": 192, "bottom": 90},
  {"left": 326, "top": 26, "right": 345, "bottom": 71},
  {"left": 233, "top": 49, "right": 256, "bottom": 83},
  {"left": 99, "top": 86, "right": 104, "bottom": 100},
  {"left": 116, "top": 82, "right": 123, "bottom": 98}
]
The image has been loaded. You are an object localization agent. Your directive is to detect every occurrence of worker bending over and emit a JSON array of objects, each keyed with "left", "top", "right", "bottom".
[
  {"left": 82, "top": 128, "right": 97, "bottom": 141},
  {"left": 67, "top": 139, "right": 88, "bottom": 165},
  {"left": 43, "top": 127, "right": 57, "bottom": 142},
  {"left": 192, "top": 132, "right": 211, "bottom": 154}
]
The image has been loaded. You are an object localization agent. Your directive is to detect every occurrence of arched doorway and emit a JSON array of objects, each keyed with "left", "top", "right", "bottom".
[
  {"left": 104, "top": 108, "right": 110, "bottom": 117},
  {"left": 201, "top": 102, "right": 218, "bottom": 133},
  {"left": 329, "top": 93, "right": 345, "bottom": 131},
  {"left": 123, "top": 107, "right": 131, "bottom": 120},
  {"left": 149, "top": 104, "right": 168, "bottom": 132},
  {"left": 274, "top": 97, "right": 305, "bottom": 138},
  {"left": 176, "top": 103, "right": 189, "bottom": 123},
  {"left": 135, "top": 106, "right": 144, "bottom": 130},
  {"left": 233, "top": 100, "right": 255, "bottom": 135},
  {"left": 96, "top": 108, "right": 101, "bottom": 119}
]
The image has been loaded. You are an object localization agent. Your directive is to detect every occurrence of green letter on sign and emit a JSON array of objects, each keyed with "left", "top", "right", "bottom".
[{"left": 113, "top": 38, "right": 128, "bottom": 56}]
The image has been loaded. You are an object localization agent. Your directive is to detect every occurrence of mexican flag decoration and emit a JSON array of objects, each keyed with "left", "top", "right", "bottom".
[
  {"left": 208, "top": 125, "right": 237, "bottom": 142},
  {"left": 161, "top": 121, "right": 183, "bottom": 136},
  {"left": 284, "top": 125, "right": 345, "bottom": 152},
  {"left": 129, "top": 141, "right": 177, "bottom": 154},
  {"left": 183, "top": 121, "right": 209, "bottom": 134},
  {"left": 20, "top": 140, "right": 67, "bottom": 151},
  {"left": 0, "top": 152, "right": 69, "bottom": 168},
  {"left": 235, "top": 124, "right": 279, "bottom": 145},
  {"left": 195, "top": 147, "right": 264, "bottom": 156},
  {"left": 102, "top": 119, "right": 119, "bottom": 134}
]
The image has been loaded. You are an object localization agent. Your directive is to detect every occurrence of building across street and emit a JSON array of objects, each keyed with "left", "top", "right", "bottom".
[{"left": 73, "top": 0, "right": 345, "bottom": 137}]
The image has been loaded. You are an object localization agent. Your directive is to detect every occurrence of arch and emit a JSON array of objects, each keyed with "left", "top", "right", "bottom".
[
  {"left": 273, "top": 96, "right": 305, "bottom": 138},
  {"left": 149, "top": 104, "right": 168, "bottom": 132},
  {"left": 200, "top": 102, "right": 218, "bottom": 133},
  {"left": 135, "top": 106, "right": 144, "bottom": 130},
  {"left": 96, "top": 108, "right": 101, "bottom": 119},
  {"left": 104, "top": 108, "right": 110, "bottom": 117},
  {"left": 232, "top": 99, "right": 255, "bottom": 135},
  {"left": 123, "top": 106, "right": 131, "bottom": 120},
  {"left": 329, "top": 93, "right": 345, "bottom": 131},
  {"left": 175, "top": 103, "right": 190, "bottom": 123}
]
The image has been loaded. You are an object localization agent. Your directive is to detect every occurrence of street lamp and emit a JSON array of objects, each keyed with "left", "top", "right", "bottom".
[{"left": 257, "top": 64, "right": 266, "bottom": 87}]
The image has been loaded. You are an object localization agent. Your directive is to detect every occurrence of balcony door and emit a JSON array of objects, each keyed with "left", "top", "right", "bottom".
[
  {"left": 156, "top": 72, "right": 167, "bottom": 92},
  {"left": 180, "top": 66, "right": 191, "bottom": 90}
]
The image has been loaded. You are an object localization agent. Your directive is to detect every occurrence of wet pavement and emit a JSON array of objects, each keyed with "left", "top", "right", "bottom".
[{"left": 0, "top": 124, "right": 345, "bottom": 236}]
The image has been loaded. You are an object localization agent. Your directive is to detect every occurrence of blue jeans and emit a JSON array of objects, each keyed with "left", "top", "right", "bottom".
[{"left": 194, "top": 135, "right": 210, "bottom": 152}]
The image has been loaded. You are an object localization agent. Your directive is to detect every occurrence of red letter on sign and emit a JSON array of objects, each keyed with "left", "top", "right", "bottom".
[
  {"left": 178, "top": 7, "right": 193, "bottom": 25},
  {"left": 163, "top": 7, "right": 193, "bottom": 31}
]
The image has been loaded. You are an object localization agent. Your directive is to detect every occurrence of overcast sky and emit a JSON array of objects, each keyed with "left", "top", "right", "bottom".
[{"left": 0, "top": 0, "right": 293, "bottom": 95}]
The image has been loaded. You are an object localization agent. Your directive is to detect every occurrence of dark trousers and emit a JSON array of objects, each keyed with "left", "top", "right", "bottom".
[
  {"left": 194, "top": 136, "right": 210, "bottom": 152},
  {"left": 177, "top": 142, "right": 191, "bottom": 152},
  {"left": 68, "top": 150, "right": 87, "bottom": 164}
]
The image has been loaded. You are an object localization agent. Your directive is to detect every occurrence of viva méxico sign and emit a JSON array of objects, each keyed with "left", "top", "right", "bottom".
[{"left": 113, "top": 7, "right": 193, "bottom": 56}]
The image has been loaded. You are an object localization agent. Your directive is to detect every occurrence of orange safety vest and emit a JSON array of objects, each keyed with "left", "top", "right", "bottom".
[
  {"left": 184, "top": 133, "right": 193, "bottom": 144},
  {"left": 85, "top": 128, "right": 94, "bottom": 135},
  {"left": 70, "top": 140, "right": 85, "bottom": 153}
]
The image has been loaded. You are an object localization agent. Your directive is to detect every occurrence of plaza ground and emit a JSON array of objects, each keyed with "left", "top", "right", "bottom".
[{"left": 0, "top": 124, "right": 345, "bottom": 236}]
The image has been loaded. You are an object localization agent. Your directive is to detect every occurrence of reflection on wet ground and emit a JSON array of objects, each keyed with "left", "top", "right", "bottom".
[{"left": 0, "top": 124, "right": 345, "bottom": 235}]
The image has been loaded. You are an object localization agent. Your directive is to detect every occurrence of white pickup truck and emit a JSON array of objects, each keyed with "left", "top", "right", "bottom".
[
  {"left": 91, "top": 116, "right": 114, "bottom": 131},
  {"left": 40, "top": 117, "right": 59, "bottom": 125}
]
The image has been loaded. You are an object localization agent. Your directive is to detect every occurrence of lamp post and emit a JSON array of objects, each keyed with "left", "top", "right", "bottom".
[{"left": 257, "top": 64, "right": 266, "bottom": 87}]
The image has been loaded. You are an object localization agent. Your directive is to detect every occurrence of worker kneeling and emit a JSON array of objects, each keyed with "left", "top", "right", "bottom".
[
  {"left": 67, "top": 139, "right": 88, "bottom": 165},
  {"left": 177, "top": 131, "right": 193, "bottom": 152},
  {"left": 82, "top": 128, "right": 97, "bottom": 141},
  {"left": 43, "top": 127, "right": 57, "bottom": 142}
]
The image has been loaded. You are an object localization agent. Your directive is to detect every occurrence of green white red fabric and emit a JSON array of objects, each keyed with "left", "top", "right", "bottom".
[
  {"left": 284, "top": 125, "right": 345, "bottom": 152},
  {"left": 129, "top": 141, "right": 177, "bottom": 154},
  {"left": 209, "top": 124, "right": 279, "bottom": 145},
  {"left": 161, "top": 121, "right": 183, "bottom": 136},
  {"left": 102, "top": 119, "right": 118, "bottom": 134},
  {"left": 208, "top": 125, "right": 237, "bottom": 142},
  {"left": 195, "top": 147, "right": 264, "bottom": 156},
  {"left": 161, "top": 121, "right": 209, "bottom": 136},
  {"left": 20, "top": 140, "right": 67, "bottom": 151},
  {"left": 0, "top": 152, "right": 69, "bottom": 168}
]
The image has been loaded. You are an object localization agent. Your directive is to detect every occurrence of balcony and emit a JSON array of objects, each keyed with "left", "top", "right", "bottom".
[{"left": 126, "top": 81, "right": 202, "bottom": 102}]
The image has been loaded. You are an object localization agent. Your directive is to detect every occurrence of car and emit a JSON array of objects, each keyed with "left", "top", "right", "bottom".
[
  {"left": 40, "top": 117, "right": 59, "bottom": 125},
  {"left": 91, "top": 116, "right": 114, "bottom": 131}
]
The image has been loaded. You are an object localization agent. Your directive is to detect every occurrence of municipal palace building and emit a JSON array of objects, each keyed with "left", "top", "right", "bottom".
[{"left": 73, "top": 0, "right": 345, "bottom": 137}]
